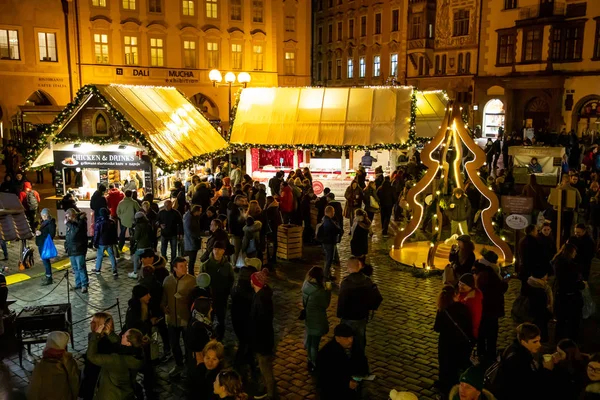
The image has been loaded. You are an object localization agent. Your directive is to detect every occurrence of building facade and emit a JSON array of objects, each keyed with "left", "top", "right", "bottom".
[
  {"left": 0, "top": 0, "right": 311, "bottom": 139},
  {"left": 312, "top": 0, "right": 408, "bottom": 87},
  {"left": 476, "top": 0, "right": 600, "bottom": 137},
  {"left": 405, "top": 0, "right": 481, "bottom": 105}
]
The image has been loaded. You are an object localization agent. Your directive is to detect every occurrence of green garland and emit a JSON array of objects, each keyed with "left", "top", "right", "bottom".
[{"left": 23, "top": 85, "right": 232, "bottom": 172}]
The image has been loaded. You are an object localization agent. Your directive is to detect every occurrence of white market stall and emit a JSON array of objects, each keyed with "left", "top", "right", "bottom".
[
  {"left": 229, "top": 87, "right": 446, "bottom": 197},
  {"left": 508, "top": 146, "right": 565, "bottom": 186}
]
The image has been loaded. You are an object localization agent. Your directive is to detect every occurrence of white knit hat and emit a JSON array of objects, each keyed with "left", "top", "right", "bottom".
[{"left": 45, "top": 331, "right": 70, "bottom": 351}]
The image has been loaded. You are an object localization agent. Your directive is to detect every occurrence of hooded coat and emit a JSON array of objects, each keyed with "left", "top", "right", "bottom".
[
  {"left": 28, "top": 350, "right": 80, "bottom": 400},
  {"left": 350, "top": 217, "right": 371, "bottom": 257},
  {"left": 302, "top": 281, "right": 331, "bottom": 337},
  {"left": 65, "top": 213, "right": 88, "bottom": 256},
  {"left": 132, "top": 215, "right": 153, "bottom": 250},
  {"left": 161, "top": 272, "right": 196, "bottom": 327},
  {"left": 90, "top": 189, "right": 108, "bottom": 215},
  {"left": 343, "top": 184, "right": 363, "bottom": 218},
  {"left": 445, "top": 194, "right": 471, "bottom": 222},
  {"left": 242, "top": 220, "right": 262, "bottom": 254},
  {"left": 337, "top": 272, "right": 383, "bottom": 321},
  {"left": 116, "top": 197, "right": 140, "bottom": 229},
  {"left": 183, "top": 210, "right": 203, "bottom": 252},
  {"left": 231, "top": 267, "right": 255, "bottom": 342},
  {"left": 93, "top": 208, "right": 118, "bottom": 247},
  {"left": 106, "top": 189, "right": 124, "bottom": 217}
]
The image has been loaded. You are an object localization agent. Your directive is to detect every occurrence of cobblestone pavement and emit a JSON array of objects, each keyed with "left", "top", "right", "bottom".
[{"left": 2, "top": 214, "right": 600, "bottom": 400}]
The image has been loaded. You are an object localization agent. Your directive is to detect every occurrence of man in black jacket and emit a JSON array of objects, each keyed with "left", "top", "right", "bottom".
[
  {"left": 157, "top": 200, "right": 183, "bottom": 263},
  {"left": 317, "top": 206, "right": 343, "bottom": 280},
  {"left": 249, "top": 269, "right": 278, "bottom": 399},
  {"left": 268, "top": 171, "right": 284, "bottom": 197},
  {"left": 65, "top": 208, "right": 89, "bottom": 293},
  {"left": 337, "top": 257, "right": 383, "bottom": 355},
  {"left": 569, "top": 223, "right": 595, "bottom": 280},
  {"left": 518, "top": 224, "right": 541, "bottom": 291},
  {"left": 537, "top": 222, "right": 556, "bottom": 276},
  {"left": 200, "top": 219, "right": 229, "bottom": 263},
  {"left": 90, "top": 184, "right": 108, "bottom": 216},
  {"left": 315, "top": 188, "right": 331, "bottom": 222},
  {"left": 316, "top": 323, "right": 369, "bottom": 400},
  {"left": 93, "top": 208, "right": 118, "bottom": 277},
  {"left": 495, "top": 323, "right": 553, "bottom": 400},
  {"left": 264, "top": 196, "right": 282, "bottom": 265}
]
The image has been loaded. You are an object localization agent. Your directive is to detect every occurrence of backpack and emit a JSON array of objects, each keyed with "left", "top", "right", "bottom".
[
  {"left": 484, "top": 350, "right": 515, "bottom": 396},
  {"left": 26, "top": 190, "right": 38, "bottom": 210},
  {"left": 511, "top": 295, "right": 533, "bottom": 324}
]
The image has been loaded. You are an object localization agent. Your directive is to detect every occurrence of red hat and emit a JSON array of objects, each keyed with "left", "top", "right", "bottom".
[{"left": 251, "top": 269, "right": 269, "bottom": 289}]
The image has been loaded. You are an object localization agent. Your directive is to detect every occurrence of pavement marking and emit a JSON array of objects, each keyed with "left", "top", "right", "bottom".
[
  {"left": 52, "top": 258, "right": 71, "bottom": 271},
  {"left": 6, "top": 273, "right": 31, "bottom": 285}
]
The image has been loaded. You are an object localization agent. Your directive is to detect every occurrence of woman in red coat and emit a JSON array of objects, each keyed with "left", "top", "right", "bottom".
[
  {"left": 279, "top": 182, "right": 295, "bottom": 224},
  {"left": 457, "top": 273, "right": 483, "bottom": 339}
]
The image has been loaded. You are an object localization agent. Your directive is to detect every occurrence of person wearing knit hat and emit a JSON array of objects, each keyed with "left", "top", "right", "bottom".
[
  {"left": 29, "top": 331, "right": 80, "bottom": 400},
  {"left": 449, "top": 234, "right": 476, "bottom": 277},
  {"left": 125, "top": 285, "right": 152, "bottom": 336},
  {"left": 316, "top": 323, "right": 369, "bottom": 399},
  {"left": 230, "top": 265, "right": 257, "bottom": 361},
  {"left": 458, "top": 273, "right": 483, "bottom": 339},
  {"left": 248, "top": 267, "right": 278, "bottom": 399},
  {"left": 448, "top": 366, "right": 494, "bottom": 400},
  {"left": 130, "top": 208, "right": 154, "bottom": 280}
]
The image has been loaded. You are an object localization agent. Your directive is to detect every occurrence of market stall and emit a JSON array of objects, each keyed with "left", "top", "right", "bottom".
[
  {"left": 230, "top": 87, "right": 447, "bottom": 197},
  {"left": 508, "top": 146, "right": 565, "bottom": 186},
  {"left": 27, "top": 84, "right": 229, "bottom": 235}
]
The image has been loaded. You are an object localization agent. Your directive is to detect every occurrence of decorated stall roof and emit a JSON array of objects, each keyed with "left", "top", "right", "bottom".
[
  {"left": 229, "top": 87, "right": 447, "bottom": 150},
  {"left": 414, "top": 91, "right": 449, "bottom": 138},
  {"left": 26, "top": 84, "right": 229, "bottom": 171}
]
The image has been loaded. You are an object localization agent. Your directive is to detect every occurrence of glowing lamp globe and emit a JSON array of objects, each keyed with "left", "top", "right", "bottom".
[
  {"left": 209, "top": 69, "right": 222, "bottom": 83},
  {"left": 225, "top": 72, "right": 236, "bottom": 83},
  {"left": 237, "top": 72, "right": 251, "bottom": 84}
]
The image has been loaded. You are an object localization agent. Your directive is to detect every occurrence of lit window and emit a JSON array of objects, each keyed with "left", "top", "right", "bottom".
[
  {"left": 359, "top": 56, "right": 365, "bottom": 78},
  {"left": 285, "top": 52, "right": 295, "bottom": 75},
  {"left": 252, "top": 44, "right": 263, "bottom": 70},
  {"left": 183, "top": 40, "right": 196, "bottom": 68},
  {"left": 390, "top": 53, "right": 398, "bottom": 76},
  {"left": 93, "top": 33, "right": 108, "bottom": 64},
  {"left": 92, "top": 0, "right": 107, "bottom": 6},
  {"left": 373, "top": 55, "right": 380, "bottom": 77},
  {"left": 38, "top": 32, "right": 57, "bottom": 62},
  {"left": 230, "top": 0, "right": 242, "bottom": 20},
  {"left": 149, "top": 0, "right": 161, "bottom": 12},
  {"left": 232, "top": 43, "right": 242, "bottom": 69},
  {"left": 252, "top": 0, "right": 263, "bottom": 23},
  {"left": 122, "top": 0, "right": 136, "bottom": 10},
  {"left": 0, "top": 30, "right": 19, "bottom": 60},
  {"left": 347, "top": 58, "right": 354, "bottom": 78},
  {"left": 522, "top": 27, "right": 543, "bottom": 62},
  {"left": 285, "top": 16, "right": 295, "bottom": 32},
  {"left": 183, "top": 0, "right": 195, "bottom": 16},
  {"left": 336, "top": 59, "right": 341, "bottom": 79},
  {"left": 150, "top": 37, "right": 164, "bottom": 66},
  {"left": 124, "top": 36, "right": 138, "bottom": 65},
  {"left": 497, "top": 33, "right": 515, "bottom": 65},
  {"left": 207, "top": 41, "right": 219, "bottom": 68},
  {"left": 410, "top": 15, "right": 422, "bottom": 39},
  {"left": 206, "top": 0, "right": 218, "bottom": 18},
  {"left": 453, "top": 9, "right": 470, "bottom": 37}
]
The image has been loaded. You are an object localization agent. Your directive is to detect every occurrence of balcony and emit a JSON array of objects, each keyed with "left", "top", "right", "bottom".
[
  {"left": 517, "top": 2, "right": 565, "bottom": 20},
  {"left": 408, "top": 38, "right": 434, "bottom": 51}
]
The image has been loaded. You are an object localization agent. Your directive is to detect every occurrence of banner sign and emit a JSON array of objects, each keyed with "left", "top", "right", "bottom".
[{"left": 53, "top": 150, "right": 150, "bottom": 170}]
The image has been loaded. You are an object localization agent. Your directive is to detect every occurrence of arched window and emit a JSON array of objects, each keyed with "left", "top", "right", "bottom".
[
  {"left": 435, "top": 55, "right": 440, "bottom": 74},
  {"left": 92, "top": 111, "right": 110, "bottom": 136}
]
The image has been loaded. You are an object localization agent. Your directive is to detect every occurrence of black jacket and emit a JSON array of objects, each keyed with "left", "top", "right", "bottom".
[
  {"left": 553, "top": 255, "right": 585, "bottom": 295},
  {"left": 139, "top": 275, "right": 163, "bottom": 318},
  {"left": 227, "top": 202, "right": 245, "bottom": 237},
  {"left": 538, "top": 235, "right": 557, "bottom": 276},
  {"left": 35, "top": 217, "right": 56, "bottom": 249},
  {"left": 337, "top": 272, "right": 383, "bottom": 320},
  {"left": 187, "top": 364, "right": 220, "bottom": 400},
  {"left": 449, "top": 249, "right": 476, "bottom": 277},
  {"left": 249, "top": 285, "right": 274, "bottom": 355},
  {"left": 173, "top": 188, "right": 187, "bottom": 216},
  {"left": 518, "top": 234, "right": 541, "bottom": 279},
  {"left": 133, "top": 217, "right": 154, "bottom": 249},
  {"left": 200, "top": 228, "right": 229, "bottom": 262},
  {"left": 474, "top": 262, "right": 508, "bottom": 319},
  {"left": 191, "top": 185, "right": 213, "bottom": 211},
  {"left": 315, "top": 196, "right": 328, "bottom": 222},
  {"left": 90, "top": 190, "right": 107, "bottom": 214},
  {"left": 264, "top": 203, "right": 282, "bottom": 235},
  {"left": 497, "top": 340, "right": 551, "bottom": 400},
  {"left": 268, "top": 176, "right": 282, "bottom": 196},
  {"left": 65, "top": 214, "right": 88, "bottom": 256},
  {"left": 124, "top": 300, "right": 152, "bottom": 335},
  {"left": 377, "top": 181, "right": 395, "bottom": 208},
  {"left": 434, "top": 302, "right": 473, "bottom": 358},
  {"left": 93, "top": 214, "right": 118, "bottom": 247},
  {"left": 157, "top": 208, "right": 183, "bottom": 237},
  {"left": 569, "top": 234, "right": 595, "bottom": 268},
  {"left": 522, "top": 278, "right": 553, "bottom": 327},
  {"left": 330, "top": 201, "right": 344, "bottom": 237},
  {"left": 316, "top": 339, "right": 369, "bottom": 400},
  {"left": 318, "top": 215, "right": 342, "bottom": 245},
  {"left": 231, "top": 277, "right": 254, "bottom": 342}
]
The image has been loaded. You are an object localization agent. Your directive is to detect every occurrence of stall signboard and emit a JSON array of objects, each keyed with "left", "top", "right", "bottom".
[
  {"left": 501, "top": 196, "right": 534, "bottom": 215},
  {"left": 506, "top": 214, "right": 529, "bottom": 230},
  {"left": 53, "top": 151, "right": 150, "bottom": 170}
]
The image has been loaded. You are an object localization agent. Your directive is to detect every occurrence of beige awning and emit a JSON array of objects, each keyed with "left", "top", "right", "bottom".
[
  {"left": 230, "top": 87, "right": 414, "bottom": 147},
  {"left": 414, "top": 91, "right": 448, "bottom": 138}
]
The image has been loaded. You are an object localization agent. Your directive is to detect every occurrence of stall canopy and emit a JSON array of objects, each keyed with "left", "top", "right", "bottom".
[
  {"left": 414, "top": 91, "right": 448, "bottom": 138},
  {"left": 29, "top": 84, "right": 228, "bottom": 169},
  {"left": 230, "top": 87, "right": 447, "bottom": 148}
]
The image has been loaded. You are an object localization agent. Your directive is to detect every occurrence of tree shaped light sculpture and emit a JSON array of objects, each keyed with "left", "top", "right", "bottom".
[{"left": 393, "top": 103, "right": 513, "bottom": 267}]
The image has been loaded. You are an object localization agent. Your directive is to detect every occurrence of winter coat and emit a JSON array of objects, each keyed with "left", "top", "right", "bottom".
[
  {"left": 187, "top": 364, "right": 221, "bottom": 400},
  {"left": 249, "top": 285, "right": 275, "bottom": 355},
  {"left": 474, "top": 262, "right": 508, "bottom": 319},
  {"left": 302, "top": 281, "right": 331, "bottom": 337},
  {"left": 268, "top": 176, "right": 282, "bottom": 197},
  {"left": 93, "top": 211, "right": 118, "bottom": 247},
  {"left": 183, "top": 211, "right": 202, "bottom": 252},
  {"left": 553, "top": 255, "right": 585, "bottom": 296},
  {"left": 264, "top": 201, "right": 282, "bottom": 235},
  {"left": 434, "top": 302, "right": 473, "bottom": 384},
  {"left": 90, "top": 190, "right": 108, "bottom": 214},
  {"left": 316, "top": 339, "right": 369, "bottom": 400},
  {"left": 123, "top": 301, "right": 152, "bottom": 336},
  {"left": 445, "top": 194, "right": 471, "bottom": 222},
  {"left": 449, "top": 249, "right": 476, "bottom": 277},
  {"left": 35, "top": 217, "right": 56, "bottom": 249},
  {"left": 28, "top": 351, "right": 80, "bottom": 400},
  {"left": 377, "top": 180, "right": 395, "bottom": 208},
  {"left": 337, "top": 272, "right": 383, "bottom": 321},
  {"left": 106, "top": 189, "right": 124, "bottom": 217},
  {"left": 161, "top": 273, "right": 196, "bottom": 327},
  {"left": 459, "top": 289, "right": 483, "bottom": 338},
  {"left": 19, "top": 182, "right": 40, "bottom": 211},
  {"left": 317, "top": 215, "right": 342, "bottom": 245},
  {"left": 139, "top": 274, "right": 164, "bottom": 318},
  {"left": 65, "top": 214, "right": 88, "bottom": 256},
  {"left": 343, "top": 185, "right": 363, "bottom": 218},
  {"left": 132, "top": 217, "right": 153, "bottom": 249},
  {"left": 449, "top": 385, "right": 496, "bottom": 400},
  {"left": 227, "top": 202, "right": 246, "bottom": 237},
  {"left": 200, "top": 228, "right": 229, "bottom": 262},
  {"left": 157, "top": 208, "right": 183, "bottom": 238},
  {"left": 242, "top": 220, "right": 262, "bottom": 254},
  {"left": 116, "top": 197, "right": 140, "bottom": 229},
  {"left": 231, "top": 273, "right": 254, "bottom": 342},
  {"left": 279, "top": 185, "right": 295, "bottom": 213},
  {"left": 569, "top": 234, "right": 596, "bottom": 270},
  {"left": 363, "top": 186, "right": 380, "bottom": 213},
  {"left": 538, "top": 235, "right": 557, "bottom": 276},
  {"left": 518, "top": 234, "right": 541, "bottom": 279},
  {"left": 329, "top": 201, "right": 344, "bottom": 236},
  {"left": 350, "top": 218, "right": 370, "bottom": 257},
  {"left": 86, "top": 332, "right": 143, "bottom": 400},
  {"left": 229, "top": 168, "right": 242, "bottom": 187},
  {"left": 200, "top": 255, "right": 234, "bottom": 300},
  {"left": 523, "top": 277, "right": 553, "bottom": 329},
  {"left": 191, "top": 184, "right": 213, "bottom": 212},
  {"left": 172, "top": 188, "right": 187, "bottom": 216}
]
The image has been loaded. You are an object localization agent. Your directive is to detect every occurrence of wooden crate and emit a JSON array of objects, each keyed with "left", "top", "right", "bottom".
[{"left": 277, "top": 224, "right": 303, "bottom": 260}]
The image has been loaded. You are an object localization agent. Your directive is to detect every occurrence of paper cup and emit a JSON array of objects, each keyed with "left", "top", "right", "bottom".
[{"left": 543, "top": 354, "right": 553, "bottom": 363}]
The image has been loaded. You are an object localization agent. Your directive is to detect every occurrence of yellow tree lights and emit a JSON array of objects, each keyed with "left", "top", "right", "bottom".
[{"left": 393, "top": 103, "right": 513, "bottom": 267}]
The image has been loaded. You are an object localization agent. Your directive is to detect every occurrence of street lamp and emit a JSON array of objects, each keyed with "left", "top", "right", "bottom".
[{"left": 209, "top": 69, "right": 251, "bottom": 130}]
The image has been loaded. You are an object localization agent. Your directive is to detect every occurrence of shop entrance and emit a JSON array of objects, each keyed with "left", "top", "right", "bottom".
[
  {"left": 524, "top": 97, "right": 550, "bottom": 133},
  {"left": 483, "top": 99, "right": 505, "bottom": 138},
  {"left": 572, "top": 95, "right": 600, "bottom": 136}
]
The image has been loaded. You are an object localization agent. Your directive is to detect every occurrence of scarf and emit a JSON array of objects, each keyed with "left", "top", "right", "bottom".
[
  {"left": 527, "top": 276, "right": 554, "bottom": 312},
  {"left": 351, "top": 218, "right": 371, "bottom": 237},
  {"left": 42, "top": 348, "right": 66, "bottom": 360}
]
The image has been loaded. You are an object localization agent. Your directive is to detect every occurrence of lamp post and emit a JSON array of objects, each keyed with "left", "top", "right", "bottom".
[{"left": 209, "top": 70, "right": 251, "bottom": 134}]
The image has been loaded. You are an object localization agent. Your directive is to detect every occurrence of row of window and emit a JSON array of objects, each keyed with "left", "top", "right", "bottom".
[
  {"left": 317, "top": 10, "right": 400, "bottom": 44},
  {"left": 0, "top": 29, "right": 57, "bottom": 62},
  {"left": 416, "top": 53, "right": 472, "bottom": 76},
  {"left": 410, "top": 9, "right": 469, "bottom": 40},
  {"left": 497, "top": 21, "right": 600, "bottom": 65},
  {"left": 317, "top": 54, "right": 399, "bottom": 81},
  {"left": 91, "top": 0, "right": 266, "bottom": 23}
]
